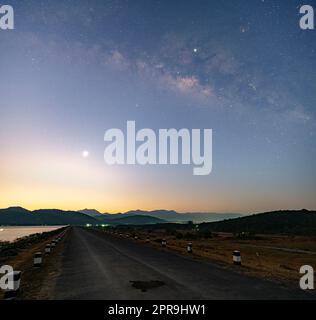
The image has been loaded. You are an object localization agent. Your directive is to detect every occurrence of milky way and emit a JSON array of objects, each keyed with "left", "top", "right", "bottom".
[{"left": 0, "top": 0, "right": 315, "bottom": 212}]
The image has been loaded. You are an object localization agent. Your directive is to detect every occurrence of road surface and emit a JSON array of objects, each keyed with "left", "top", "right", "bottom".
[{"left": 52, "top": 227, "right": 313, "bottom": 300}]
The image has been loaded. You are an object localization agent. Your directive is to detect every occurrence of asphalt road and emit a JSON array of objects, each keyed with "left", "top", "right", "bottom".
[{"left": 52, "top": 227, "right": 313, "bottom": 300}]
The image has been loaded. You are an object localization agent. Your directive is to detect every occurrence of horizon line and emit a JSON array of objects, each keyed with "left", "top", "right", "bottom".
[{"left": 1, "top": 205, "right": 314, "bottom": 215}]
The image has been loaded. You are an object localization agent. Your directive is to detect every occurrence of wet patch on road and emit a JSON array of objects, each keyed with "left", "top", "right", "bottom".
[{"left": 130, "top": 280, "right": 165, "bottom": 292}]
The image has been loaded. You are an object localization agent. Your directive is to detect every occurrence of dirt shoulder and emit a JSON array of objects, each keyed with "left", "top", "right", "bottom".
[{"left": 0, "top": 227, "right": 69, "bottom": 300}]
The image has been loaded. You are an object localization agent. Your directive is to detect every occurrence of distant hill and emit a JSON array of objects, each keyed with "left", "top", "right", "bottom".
[
  {"left": 79, "top": 209, "right": 106, "bottom": 218},
  {"left": 179, "top": 212, "right": 242, "bottom": 223},
  {"left": 199, "top": 210, "right": 316, "bottom": 236},
  {"left": 0, "top": 207, "right": 97, "bottom": 226},
  {"left": 79, "top": 209, "right": 242, "bottom": 223},
  {"left": 124, "top": 210, "right": 178, "bottom": 219},
  {"left": 109, "top": 215, "right": 165, "bottom": 225},
  {"left": 0, "top": 207, "right": 165, "bottom": 226},
  {"left": 0, "top": 207, "right": 42, "bottom": 225}
]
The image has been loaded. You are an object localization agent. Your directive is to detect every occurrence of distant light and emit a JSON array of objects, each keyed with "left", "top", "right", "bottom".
[
  {"left": 85, "top": 224, "right": 92, "bottom": 227},
  {"left": 82, "top": 150, "right": 89, "bottom": 158},
  {"left": 0, "top": 229, "right": 4, "bottom": 232},
  {"left": 193, "top": 48, "right": 198, "bottom": 53}
]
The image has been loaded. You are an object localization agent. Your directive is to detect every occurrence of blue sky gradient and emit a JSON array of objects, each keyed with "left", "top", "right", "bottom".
[{"left": 0, "top": 0, "right": 315, "bottom": 212}]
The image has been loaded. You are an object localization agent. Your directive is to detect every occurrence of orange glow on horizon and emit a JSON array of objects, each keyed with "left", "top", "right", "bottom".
[{"left": 1, "top": 141, "right": 315, "bottom": 214}]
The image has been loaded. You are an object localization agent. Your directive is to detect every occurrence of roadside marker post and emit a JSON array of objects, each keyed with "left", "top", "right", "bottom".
[
  {"left": 45, "top": 244, "right": 51, "bottom": 254},
  {"left": 233, "top": 250, "right": 241, "bottom": 265},
  {"left": 187, "top": 242, "right": 193, "bottom": 253},
  {"left": 4, "top": 271, "right": 21, "bottom": 300},
  {"left": 33, "top": 252, "right": 43, "bottom": 267},
  {"left": 162, "top": 239, "right": 167, "bottom": 247}
]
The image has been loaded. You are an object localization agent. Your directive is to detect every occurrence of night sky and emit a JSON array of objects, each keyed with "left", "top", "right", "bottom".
[{"left": 0, "top": 0, "right": 315, "bottom": 213}]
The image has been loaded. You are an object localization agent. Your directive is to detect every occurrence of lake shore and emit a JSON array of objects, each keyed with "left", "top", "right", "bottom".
[{"left": 0, "top": 226, "right": 66, "bottom": 242}]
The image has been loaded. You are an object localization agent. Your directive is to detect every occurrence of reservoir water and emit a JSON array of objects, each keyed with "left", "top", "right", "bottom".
[{"left": 0, "top": 226, "right": 64, "bottom": 242}]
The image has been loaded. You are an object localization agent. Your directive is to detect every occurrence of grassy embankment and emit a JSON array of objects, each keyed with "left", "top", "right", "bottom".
[{"left": 0, "top": 227, "right": 68, "bottom": 300}]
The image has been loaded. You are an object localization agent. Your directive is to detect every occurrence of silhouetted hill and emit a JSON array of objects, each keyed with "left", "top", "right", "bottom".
[
  {"left": 80, "top": 209, "right": 242, "bottom": 223},
  {"left": 5, "top": 206, "right": 29, "bottom": 213},
  {"left": 121, "top": 210, "right": 241, "bottom": 222},
  {"left": 123, "top": 210, "right": 179, "bottom": 220},
  {"left": 0, "top": 207, "right": 97, "bottom": 226},
  {"left": 0, "top": 207, "right": 42, "bottom": 225},
  {"left": 109, "top": 215, "right": 166, "bottom": 225},
  {"left": 33, "top": 209, "right": 98, "bottom": 225},
  {"left": 180, "top": 212, "right": 242, "bottom": 222},
  {"left": 0, "top": 207, "right": 165, "bottom": 226},
  {"left": 199, "top": 210, "right": 316, "bottom": 235},
  {"left": 79, "top": 209, "right": 106, "bottom": 218}
]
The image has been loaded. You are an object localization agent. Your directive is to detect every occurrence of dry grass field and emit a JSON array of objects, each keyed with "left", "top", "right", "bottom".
[{"left": 112, "top": 228, "right": 316, "bottom": 284}]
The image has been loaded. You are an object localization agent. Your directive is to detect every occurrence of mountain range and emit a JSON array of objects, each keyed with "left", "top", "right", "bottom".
[
  {"left": 1, "top": 207, "right": 315, "bottom": 235},
  {"left": 0, "top": 207, "right": 242, "bottom": 226},
  {"left": 79, "top": 209, "right": 242, "bottom": 223},
  {"left": 0, "top": 207, "right": 167, "bottom": 226}
]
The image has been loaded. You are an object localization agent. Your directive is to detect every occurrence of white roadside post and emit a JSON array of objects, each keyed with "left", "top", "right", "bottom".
[
  {"left": 45, "top": 244, "right": 51, "bottom": 254},
  {"left": 161, "top": 239, "right": 167, "bottom": 247},
  {"left": 4, "top": 271, "right": 21, "bottom": 300},
  {"left": 233, "top": 250, "right": 241, "bottom": 265},
  {"left": 51, "top": 240, "right": 56, "bottom": 248},
  {"left": 33, "top": 252, "right": 43, "bottom": 267},
  {"left": 187, "top": 242, "right": 193, "bottom": 253}
]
